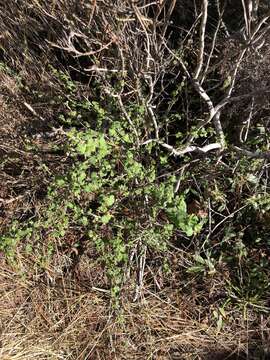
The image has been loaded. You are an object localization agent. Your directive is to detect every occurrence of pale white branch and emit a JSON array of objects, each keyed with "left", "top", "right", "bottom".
[{"left": 194, "top": 0, "right": 208, "bottom": 80}]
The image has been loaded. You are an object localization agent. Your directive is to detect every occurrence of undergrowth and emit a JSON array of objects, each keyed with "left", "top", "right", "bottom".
[{"left": 0, "top": 1, "right": 270, "bottom": 359}]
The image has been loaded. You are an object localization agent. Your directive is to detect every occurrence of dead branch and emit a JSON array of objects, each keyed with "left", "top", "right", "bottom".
[{"left": 194, "top": 0, "right": 208, "bottom": 80}]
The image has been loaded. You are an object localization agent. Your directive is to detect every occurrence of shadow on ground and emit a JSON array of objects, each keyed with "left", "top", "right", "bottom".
[{"left": 203, "top": 350, "right": 270, "bottom": 360}]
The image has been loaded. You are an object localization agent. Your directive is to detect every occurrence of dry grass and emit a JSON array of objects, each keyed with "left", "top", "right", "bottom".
[
  {"left": 0, "top": 251, "right": 269, "bottom": 359},
  {"left": 0, "top": 65, "right": 69, "bottom": 232}
]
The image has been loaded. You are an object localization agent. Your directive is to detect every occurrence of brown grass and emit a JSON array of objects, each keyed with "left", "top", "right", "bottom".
[{"left": 0, "top": 251, "right": 269, "bottom": 360}]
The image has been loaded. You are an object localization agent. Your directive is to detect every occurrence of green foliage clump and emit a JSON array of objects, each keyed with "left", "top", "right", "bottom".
[{"left": 0, "top": 85, "right": 206, "bottom": 298}]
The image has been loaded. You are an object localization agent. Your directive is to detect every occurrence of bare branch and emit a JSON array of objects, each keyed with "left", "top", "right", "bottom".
[
  {"left": 141, "top": 139, "right": 222, "bottom": 156},
  {"left": 239, "top": 97, "right": 254, "bottom": 143},
  {"left": 232, "top": 146, "right": 270, "bottom": 159},
  {"left": 117, "top": 95, "right": 140, "bottom": 147},
  {"left": 194, "top": 0, "right": 208, "bottom": 80},
  {"left": 47, "top": 35, "right": 114, "bottom": 58},
  {"left": 23, "top": 102, "right": 45, "bottom": 121},
  {"left": 201, "top": 2, "right": 224, "bottom": 84},
  {"left": 241, "top": 0, "right": 251, "bottom": 38},
  {"left": 163, "top": 41, "right": 226, "bottom": 147}
]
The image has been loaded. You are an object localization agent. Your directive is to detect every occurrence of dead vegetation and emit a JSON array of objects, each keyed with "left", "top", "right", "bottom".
[{"left": 1, "top": 261, "right": 269, "bottom": 360}]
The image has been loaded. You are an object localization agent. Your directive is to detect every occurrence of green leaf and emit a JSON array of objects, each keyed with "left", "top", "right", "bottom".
[
  {"left": 216, "top": 315, "right": 223, "bottom": 334},
  {"left": 80, "top": 216, "right": 88, "bottom": 226},
  {"left": 100, "top": 214, "right": 112, "bottom": 224},
  {"left": 187, "top": 265, "right": 205, "bottom": 273},
  {"left": 77, "top": 143, "right": 87, "bottom": 154},
  {"left": 221, "top": 75, "right": 232, "bottom": 90},
  {"left": 106, "top": 195, "right": 115, "bottom": 207},
  {"left": 194, "top": 254, "right": 206, "bottom": 265}
]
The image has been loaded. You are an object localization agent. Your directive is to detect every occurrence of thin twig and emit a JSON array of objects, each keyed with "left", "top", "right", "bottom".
[
  {"left": 117, "top": 95, "right": 140, "bottom": 147},
  {"left": 232, "top": 146, "right": 270, "bottom": 160},
  {"left": 23, "top": 102, "right": 45, "bottom": 121}
]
